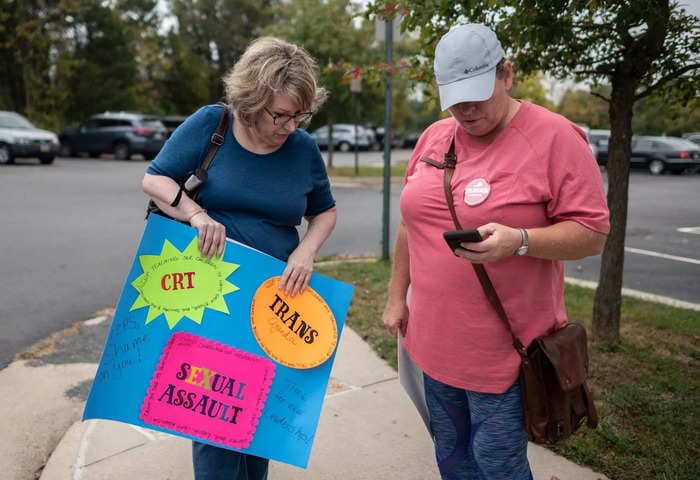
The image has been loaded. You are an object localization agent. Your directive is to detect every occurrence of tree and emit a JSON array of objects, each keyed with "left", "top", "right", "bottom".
[
  {"left": 557, "top": 88, "right": 610, "bottom": 129},
  {"left": 402, "top": 89, "right": 442, "bottom": 134},
  {"left": 160, "top": 31, "right": 212, "bottom": 114},
  {"left": 511, "top": 72, "right": 556, "bottom": 111},
  {"left": 632, "top": 95, "right": 700, "bottom": 135},
  {"left": 0, "top": 0, "right": 56, "bottom": 127},
  {"left": 113, "top": 0, "right": 164, "bottom": 114},
  {"left": 54, "top": 1, "right": 141, "bottom": 123},
  {"left": 169, "top": 0, "right": 273, "bottom": 103},
  {"left": 368, "top": 0, "right": 700, "bottom": 344}
]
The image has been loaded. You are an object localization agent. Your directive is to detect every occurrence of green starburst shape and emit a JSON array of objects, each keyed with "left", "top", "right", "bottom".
[{"left": 129, "top": 238, "right": 239, "bottom": 329}]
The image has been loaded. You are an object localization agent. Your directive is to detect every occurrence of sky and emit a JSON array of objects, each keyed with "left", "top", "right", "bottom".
[{"left": 680, "top": 0, "right": 700, "bottom": 18}]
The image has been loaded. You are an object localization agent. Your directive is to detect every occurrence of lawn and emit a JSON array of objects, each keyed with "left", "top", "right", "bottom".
[
  {"left": 316, "top": 259, "right": 700, "bottom": 480},
  {"left": 325, "top": 163, "right": 407, "bottom": 178}
]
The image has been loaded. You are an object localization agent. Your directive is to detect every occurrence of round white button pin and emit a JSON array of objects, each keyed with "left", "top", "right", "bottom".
[{"left": 464, "top": 178, "right": 491, "bottom": 206}]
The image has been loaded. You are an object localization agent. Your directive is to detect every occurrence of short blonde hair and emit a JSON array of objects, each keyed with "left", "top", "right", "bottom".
[{"left": 223, "top": 37, "right": 328, "bottom": 127}]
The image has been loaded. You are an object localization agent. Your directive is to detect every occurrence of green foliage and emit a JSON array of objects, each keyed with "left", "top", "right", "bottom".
[
  {"left": 367, "top": 1, "right": 699, "bottom": 99},
  {"left": 402, "top": 95, "right": 442, "bottom": 134},
  {"left": 0, "top": 0, "right": 439, "bottom": 134},
  {"left": 116, "top": 0, "right": 168, "bottom": 114},
  {"left": 511, "top": 72, "right": 556, "bottom": 110},
  {"left": 0, "top": 0, "right": 55, "bottom": 126},
  {"left": 633, "top": 96, "right": 700, "bottom": 136},
  {"left": 558, "top": 89, "right": 610, "bottom": 129},
  {"left": 325, "top": 162, "right": 407, "bottom": 177},
  {"left": 1, "top": 0, "right": 274, "bottom": 127},
  {"left": 159, "top": 32, "right": 212, "bottom": 115},
  {"left": 56, "top": 2, "right": 140, "bottom": 122},
  {"left": 169, "top": 0, "right": 273, "bottom": 104},
  {"left": 4, "top": 0, "right": 695, "bottom": 144}
]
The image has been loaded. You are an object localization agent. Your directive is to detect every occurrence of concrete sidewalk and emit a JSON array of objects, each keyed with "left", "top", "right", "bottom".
[{"left": 35, "top": 327, "right": 608, "bottom": 480}]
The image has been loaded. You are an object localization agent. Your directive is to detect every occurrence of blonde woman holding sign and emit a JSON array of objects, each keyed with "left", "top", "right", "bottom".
[{"left": 143, "top": 36, "right": 336, "bottom": 480}]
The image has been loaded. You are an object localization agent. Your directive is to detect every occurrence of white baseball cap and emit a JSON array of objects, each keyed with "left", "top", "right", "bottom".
[{"left": 434, "top": 24, "right": 505, "bottom": 111}]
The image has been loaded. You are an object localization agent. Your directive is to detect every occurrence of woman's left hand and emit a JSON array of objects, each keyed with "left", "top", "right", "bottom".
[
  {"left": 189, "top": 211, "right": 227, "bottom": 259},
  {"left": 453, "top": 222, "right": 522, "bottom": 263},
  {"left": 279, "top": 245, "right": 315, "bottom": 296}
]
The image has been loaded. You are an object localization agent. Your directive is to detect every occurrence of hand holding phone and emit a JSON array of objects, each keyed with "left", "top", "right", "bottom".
[{"left": 443, "top": 229, "right": 483, "bottom": 252}]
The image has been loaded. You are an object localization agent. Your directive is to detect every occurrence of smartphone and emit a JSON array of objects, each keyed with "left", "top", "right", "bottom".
[{"left": 443, "top": 229, "right": 483, "bottom": 252}]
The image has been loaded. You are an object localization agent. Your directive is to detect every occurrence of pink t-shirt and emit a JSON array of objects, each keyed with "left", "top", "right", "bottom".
[{"left": 401, "top": 101, "right": 610, "bottom": 393}]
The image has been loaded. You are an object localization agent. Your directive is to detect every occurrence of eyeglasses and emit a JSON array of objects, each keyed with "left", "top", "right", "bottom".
[{"left": 264, "top": 107, "right": 313, "bottom": 126}]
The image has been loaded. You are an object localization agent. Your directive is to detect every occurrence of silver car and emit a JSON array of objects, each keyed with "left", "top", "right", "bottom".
[
  {"left": 311, "top": 124, "right": 376, "bottom": 152},
  {"left": 0, "top": 111, "right": 60, "bottom": 165}
]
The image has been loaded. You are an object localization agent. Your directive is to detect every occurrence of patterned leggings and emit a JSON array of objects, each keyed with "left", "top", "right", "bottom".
[{"left": 423, "top": 374, "right": 533, "bottom": 480}]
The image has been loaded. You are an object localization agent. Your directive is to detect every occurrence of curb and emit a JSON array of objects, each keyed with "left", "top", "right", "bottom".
[{"left": 565, "top": 277, "right": 700, "bottom": 311}]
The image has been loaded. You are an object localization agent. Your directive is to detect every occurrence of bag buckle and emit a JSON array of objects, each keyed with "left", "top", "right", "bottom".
[
  {"left": 183, "top": 167, "right": 208, "bottom": 192},
  {"left": 211, "top": 132, "right": 225, "bottom": 145},
  {"left": 443, "top": 151, "right": 457, "bottom": 168}
]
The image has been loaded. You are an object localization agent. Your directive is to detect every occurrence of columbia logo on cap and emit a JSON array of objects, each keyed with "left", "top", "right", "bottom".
[{"left": 464, "top": 63, "right": 489, "bottom": 75}]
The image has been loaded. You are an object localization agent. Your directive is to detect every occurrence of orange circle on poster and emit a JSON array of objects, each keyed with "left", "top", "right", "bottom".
[{"left": 250, "top": 276, "right": 338, "bottom": 369}]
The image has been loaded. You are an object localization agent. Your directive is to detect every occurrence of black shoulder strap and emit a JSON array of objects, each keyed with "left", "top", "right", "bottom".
[
  {"left": 170, "top": 104, "right": 230, "bottom": 206},
  {"left": 200, "top": 103, "right": 230, "bottom": 172}
]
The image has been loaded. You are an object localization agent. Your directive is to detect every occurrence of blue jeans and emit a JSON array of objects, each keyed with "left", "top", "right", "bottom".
[
  {"left": 423, "top": 374, "right": 532, "bottom": 480},
  {"left": 192, "top": 441, "right": 269, "bottom": 480}
]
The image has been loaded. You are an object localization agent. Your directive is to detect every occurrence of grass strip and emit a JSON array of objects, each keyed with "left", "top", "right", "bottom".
[
  {"left": 325, "top": 163, "right": 407, "bottom": 178},
  {"left": 316, "top": 259, "right": 700, "bottom": 480}
]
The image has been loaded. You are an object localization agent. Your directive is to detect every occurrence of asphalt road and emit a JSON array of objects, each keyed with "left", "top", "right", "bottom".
[
  {"left": 1, "top": 153, "right": 698, "bottom": 369},
  {"left": 563, "top": 172, "right": 700, "bottom": 296}
]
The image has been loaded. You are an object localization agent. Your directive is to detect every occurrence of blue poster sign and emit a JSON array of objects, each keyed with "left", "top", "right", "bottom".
[{"left": 83, "top": 214, "right": 354, "bottom": 468}]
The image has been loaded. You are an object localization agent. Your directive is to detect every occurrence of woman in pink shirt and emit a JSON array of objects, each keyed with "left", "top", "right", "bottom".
[{"left": 382, "top": 24, "right": 610, "bottom": 479}]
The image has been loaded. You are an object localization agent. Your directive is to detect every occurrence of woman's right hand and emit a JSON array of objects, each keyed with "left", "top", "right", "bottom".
[
  {"left": 189, "top": 211, "right": 226, "bottom": 258},
  {"left": 382, "top": 298, "right": 409, "bottom": 337}
]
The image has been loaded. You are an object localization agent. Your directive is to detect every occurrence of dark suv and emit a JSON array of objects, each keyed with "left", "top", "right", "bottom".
[
  {"left": 160, "top": 115, "right": 187, "bottom": 138},
  {"left": 58, "top": 112, "right": 167, "bottom": 160}
]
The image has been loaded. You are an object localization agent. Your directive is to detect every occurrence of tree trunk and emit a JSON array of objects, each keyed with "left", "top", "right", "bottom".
[
  {"left": 592, "top": 80, "right": 636, "bottom": 345},
  {"left": 592, "top": 0, "right": 670, "bottom": 345}
]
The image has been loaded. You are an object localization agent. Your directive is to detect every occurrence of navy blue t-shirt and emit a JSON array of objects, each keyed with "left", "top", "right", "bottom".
[{"left": 147, "top": 104, "right": 335, "bottom": 261}]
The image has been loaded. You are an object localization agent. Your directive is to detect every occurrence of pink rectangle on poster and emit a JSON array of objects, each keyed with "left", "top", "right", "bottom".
[{"left": 141, "top": 332, "right": 275, "bottom": 449}]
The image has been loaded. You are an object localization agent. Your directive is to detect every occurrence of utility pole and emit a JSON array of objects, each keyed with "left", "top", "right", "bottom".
[
  {"left": 350, "top": 76, "right": 361, "bottom": 176},
  {"left": 381, "top": 16, "right": 393, "bottom": 260}
]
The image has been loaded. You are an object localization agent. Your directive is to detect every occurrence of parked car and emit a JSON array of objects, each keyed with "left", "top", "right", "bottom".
[
  {"left": 58, "top": 112, "right": 167, "bottom": 160},
  {"left": 682, "top": 132, "right": 700, "bottom": 146},
  {"left": 577, "top": 124, "right": 599, "bottom": 158},
  {"left": 375, "top": 127, "right": 404, "bottom": 150},
  {"left": 588, "top": 129, "right": 610, "bottom": 165},
  {"left": 0, "top": 110, "right": 60, "bottom": 165},
  {"left": 311, "top": 124, "right": 375, "bottom": 152},
  {"left": 160, "top": 115, "right": 188, "bottom": 138},
  {"left": 630, "top": 136, "right": 700, "bottom": 175},
  {"left": 402, "top": 131, "right": 421, "bottom": 149}
]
